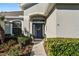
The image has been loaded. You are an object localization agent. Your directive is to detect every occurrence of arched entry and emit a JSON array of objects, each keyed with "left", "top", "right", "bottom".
[{"left": 30, "top": 14, "right": 46, "bottom": 39}]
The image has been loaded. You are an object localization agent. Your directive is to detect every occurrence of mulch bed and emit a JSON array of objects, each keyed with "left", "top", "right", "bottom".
[
  {"left": 20, "top": 43, "right": 34, "bottom": 56},
  {"left": 0, "top": 39, "right": 34, "bottom": 56}
]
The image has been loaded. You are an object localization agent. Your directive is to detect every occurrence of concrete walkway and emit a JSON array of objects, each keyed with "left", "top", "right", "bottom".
[{"left": 30, "top": 40, "right": 47, "bottom": 56}]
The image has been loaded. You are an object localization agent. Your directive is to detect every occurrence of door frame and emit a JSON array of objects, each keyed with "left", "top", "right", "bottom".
[{"left": 32, "top": 22, "right": 45, "bottom": 39}]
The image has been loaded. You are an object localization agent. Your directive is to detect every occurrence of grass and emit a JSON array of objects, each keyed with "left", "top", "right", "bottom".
[{"left": 44, "top": 38, "right": 79, "bottom": 56}]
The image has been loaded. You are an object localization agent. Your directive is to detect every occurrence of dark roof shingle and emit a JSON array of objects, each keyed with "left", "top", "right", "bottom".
[{"left": 0, "top": 11, "right": 23, "bottom": 16}]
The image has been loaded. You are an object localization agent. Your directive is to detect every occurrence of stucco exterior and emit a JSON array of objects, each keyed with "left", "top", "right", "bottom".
[
  {"left": 45, "top": 9, "right": 57, "bottom": 38},
  {"left": 4, "top": 16, "right": 23, "bottom": 35},
  {"left": 24, "top": 3, "right": 49, "bottom": 16},
  {"left": 56, "top": 4, "right": 79, "bottom": 38},
  {"left": 1, "top": 3, "right": 79, "bottom": 39},
  {"left": 23, "top": 3, "right": 50, "bottom": 36},
  {"left": 0, "top": 11, "right": 23, "bottom": 35},
  {"left": 23, "top": 3, "right": 79, "bottom": 38}
]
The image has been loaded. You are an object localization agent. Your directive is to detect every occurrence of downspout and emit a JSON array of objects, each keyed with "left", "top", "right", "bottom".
[{"left": 29, "top": 17, "right": 30, "bottom": 37}]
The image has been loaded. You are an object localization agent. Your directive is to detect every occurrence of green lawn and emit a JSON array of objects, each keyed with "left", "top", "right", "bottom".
[{"left": 44, "top": 38, "right": 79, "bottom": 56}]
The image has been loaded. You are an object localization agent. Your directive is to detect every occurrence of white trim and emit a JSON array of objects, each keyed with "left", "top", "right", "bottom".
[
  {"left": 28, "top": 12, "right": 45, "bottom": 16},
  {"left": 4, "top": 22, "right": 12, "bottom": 35},
  {"left": 4, "top": 20, "right": 22, "bottom": 35},
  {"left": 10, "top": 23, "right": 13, "bottom": 35},
  {"left": 34, "top": 39, "right": 43, "bottom": 40},
  {"left": 5, "top": 16, "right": 23, "bottom": 19},
  {"left": 32, "top": 21, "right": 45, "bottom": 23}
]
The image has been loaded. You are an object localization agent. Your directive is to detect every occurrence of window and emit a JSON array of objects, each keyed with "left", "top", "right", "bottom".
[
  {"left": 5, "top": 22, "right": 12, "bottom": 35},
  {"left": 12, "top": 21, "right": 22, "bottom": 36}
]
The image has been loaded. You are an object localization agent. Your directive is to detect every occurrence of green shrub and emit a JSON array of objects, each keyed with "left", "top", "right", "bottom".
[
  {"left": 0, "top": 16, "right": 5, "bottom": 21},
  {"left": 7, "top": 47, "right": 22, "bottom": 56},
  {"left": 46, "top": 38, "right": 79, "bottom": 56},
  {"left": 0, "top": 43, "right": 9, "bottom": 49},
  {"left": 18, "top": 36, "right": 31, "bottom": 48}
]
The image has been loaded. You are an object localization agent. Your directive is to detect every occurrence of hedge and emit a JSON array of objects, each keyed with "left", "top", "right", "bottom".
[{"left": 45, "top": 38, "right": 79, "bottom": 56}]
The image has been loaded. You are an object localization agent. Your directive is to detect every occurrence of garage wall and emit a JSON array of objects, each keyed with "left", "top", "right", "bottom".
[
  {"left": 46, "top": 9, "right": 57, "bottom": 38},
  {"left": 56, "top": 4, "right": 79, "bottom": 38}
]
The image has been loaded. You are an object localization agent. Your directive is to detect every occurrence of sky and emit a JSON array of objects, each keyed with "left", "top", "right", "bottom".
[{"left": 0, "top": 3, "right": 20, "bottom": 12}]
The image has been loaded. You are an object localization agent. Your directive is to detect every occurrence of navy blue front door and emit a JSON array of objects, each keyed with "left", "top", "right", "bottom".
[{"left": 32, "top": 23, "right": 43, "bottom": 38}]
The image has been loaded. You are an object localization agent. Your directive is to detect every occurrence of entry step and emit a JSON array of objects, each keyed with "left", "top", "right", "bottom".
[{"left": 32, "top": 39, "right": 43, "bottom": 44}]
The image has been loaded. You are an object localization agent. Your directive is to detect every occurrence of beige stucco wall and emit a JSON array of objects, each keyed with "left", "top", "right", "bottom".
[
  {"left": 24, "top": 3, "right": 49, "bottom": 16},
  {"left": 22, "top": 16, "right": 30, "bottom": 36},
  {"left": 46, "top": 4, "right": 79, "bottom": 38},
  {"left": 4, "top": 16, "right": 23, "bottom": 35},
  {"left": 56, "top": 9, "right": 79, "bottom": 38},
  {"left": 23, "top": 3, "right": 50, "bottom": 36},
  {"left": 46, "top": 9, "right": 57, "bottom": 38},
  {"left": 23, "top": 3, "right": 79, "bottom": 38}
]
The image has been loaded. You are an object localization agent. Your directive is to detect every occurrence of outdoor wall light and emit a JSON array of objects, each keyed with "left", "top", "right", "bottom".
[{"left": 57, "top": 24, "right": 60, "bottom": 26}]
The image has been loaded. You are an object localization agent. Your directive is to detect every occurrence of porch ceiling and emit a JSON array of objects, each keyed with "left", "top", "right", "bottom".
[{"left": 44, "top": 3, "right": 56, "bottom": 17}]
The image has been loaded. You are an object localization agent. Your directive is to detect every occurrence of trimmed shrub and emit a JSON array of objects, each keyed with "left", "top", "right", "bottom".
[
  {"left": 18, "top": 36, "right": 31, "bottom": 48},
  {"left": 7, "top": 46, "right": 22, "bottom": 56},
  {"left": 46, "top": 38, "right": 79, "bottom": 56}
]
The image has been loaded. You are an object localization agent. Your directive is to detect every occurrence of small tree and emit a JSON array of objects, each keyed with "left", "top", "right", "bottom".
[
  {"left": 0, "top": 16, "right": 5, "bottom": 21},
  {"left": 0, "top": 16, "right": 5, "bottom": 27},
  {"left": 0, "top": 16, "right": 5, "bottom": 43}
]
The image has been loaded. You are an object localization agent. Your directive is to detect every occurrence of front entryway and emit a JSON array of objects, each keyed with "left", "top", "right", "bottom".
[
  {"left": 30, "top": 14, "right": 46, "bottom": 40},
  {"left": 32, "top": 23, "right": 45, "bottom": 39}
]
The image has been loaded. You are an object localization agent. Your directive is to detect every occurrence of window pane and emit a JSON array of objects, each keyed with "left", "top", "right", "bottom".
[
  {"left": 5, "top": 22, "right": 11, "bottom": 34},
  {"left": 12, "top": 21, "right": 22, "bottom": 36},
  {"left": 12, "top": 21, "right": 21, "bottom": 28}
]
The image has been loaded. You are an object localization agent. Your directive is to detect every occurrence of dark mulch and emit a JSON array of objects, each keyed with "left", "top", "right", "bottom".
[
  {"left": 0, "top": 38, "right": 34, "bottom": 56},
  {"left": 20, "top": 43, "right": 34, "bottom": 56}
]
